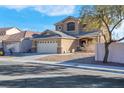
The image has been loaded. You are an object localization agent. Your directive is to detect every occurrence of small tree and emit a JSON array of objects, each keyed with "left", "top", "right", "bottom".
[{"left": 80, "top": 5, "right": 124, "bottom": 63}]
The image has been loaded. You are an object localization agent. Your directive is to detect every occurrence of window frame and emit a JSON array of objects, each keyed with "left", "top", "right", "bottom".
[{"left": 67, "top": 22, "right": 75, "bottom": 31}]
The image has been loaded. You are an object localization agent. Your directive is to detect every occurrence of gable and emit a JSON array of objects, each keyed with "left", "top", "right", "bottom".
[
  {"left": 63, "top": 18, "right": 78, "bottom": 23},
  {"left": 6, "top": 27, "right": 21, "bottom": 35},
  {"left": 0, "top": 27, "right": 13, "bottom": 36},
  {"left": 41, "top": 30, "right": 59, "bottom": 37},
  {"left": 55, "top": 16, "right": 79, "bottom": 25},
  {"left": 34, "top": 30, "right": 76, "bottom": 39}
]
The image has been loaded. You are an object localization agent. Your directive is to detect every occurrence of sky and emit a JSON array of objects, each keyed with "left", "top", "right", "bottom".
[
  {"left": 0, "top": 5, "right": 81, "bottom": 32},
  {"left": 0, "top": 5, "right": 124, "bottom": 40}
]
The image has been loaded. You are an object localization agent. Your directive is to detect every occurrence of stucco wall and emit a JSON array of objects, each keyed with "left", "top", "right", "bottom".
[
  {"left": 0, "top": 42, "right": 2, "bottom": 48},
  {"left": 20, "top": 39, "right": 32, "bottom": 52},
  {"left": 55, "top": 18, "right": 82, "bottom": 32},
  {"left": 4, "top": 39, "right": 32, "bottom": 53},
  {"left": 60, "top": 38, "right": 77, "bottom": 53},
  {"left": 5, "top": 42, "right": 20, "bottom": 53},
  {"left": 95, "top": 43, "right": 124, "bottom": 63}
]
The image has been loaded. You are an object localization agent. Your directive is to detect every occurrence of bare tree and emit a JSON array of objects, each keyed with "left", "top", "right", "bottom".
[{"left": 80, "top": 5, "right": 124, "bottom": 63}]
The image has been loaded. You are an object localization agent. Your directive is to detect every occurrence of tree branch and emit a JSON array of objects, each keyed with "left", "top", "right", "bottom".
[
  {"left": 101, "top": 17, "right": 110, "bottom": 32},
  {"left": 110, "top": 18, "right": 124, "bottom": 32},
  {"left": 115, "top": 36, "right": 124, "bottom": 42},
  {"left": 101, "top": 17, "right": 112, "bottom": 42}
]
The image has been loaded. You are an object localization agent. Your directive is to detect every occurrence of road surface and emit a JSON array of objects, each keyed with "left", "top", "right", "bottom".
[{"left": 0, "top": 61, "right": 124, "bottom": 88}]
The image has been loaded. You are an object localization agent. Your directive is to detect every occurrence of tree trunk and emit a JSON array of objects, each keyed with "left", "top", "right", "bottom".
[{"left": 103, "top": 43, "right": 110, "bottom": 63}]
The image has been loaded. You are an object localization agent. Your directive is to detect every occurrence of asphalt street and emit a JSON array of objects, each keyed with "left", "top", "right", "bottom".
[{"left": 0, "top": 61, "right": 124, "bottom": 88}]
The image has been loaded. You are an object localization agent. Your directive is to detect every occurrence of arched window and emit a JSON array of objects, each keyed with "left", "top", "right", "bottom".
[{"left": 67, "top": 22, "right": 75, "bottom": 31}]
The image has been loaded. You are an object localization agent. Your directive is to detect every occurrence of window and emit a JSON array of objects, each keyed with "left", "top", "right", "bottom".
[
  {"left": 67, "top": 22, "right": 75, "bottom": 31},
  {"left": 57, "top": 26, "right": 62, "bottom": 31},
  {"left": 58, "top": 26, "right": 62, "bottom": 30}
]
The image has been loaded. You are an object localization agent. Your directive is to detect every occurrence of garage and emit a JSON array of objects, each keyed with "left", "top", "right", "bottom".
[
  {"left": 37, "top": 41, "right": 58, "bottom": 53},
  {"left": 33, "top": 29, "right": 76, "bottom": 54}
]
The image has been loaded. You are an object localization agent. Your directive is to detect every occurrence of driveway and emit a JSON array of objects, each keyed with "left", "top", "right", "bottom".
[
  {"left": 0, "top": 53, "right": 55, "bottom": 63},
  {"left": 0, "top": 61, "right": 124, "bottom": 88}
]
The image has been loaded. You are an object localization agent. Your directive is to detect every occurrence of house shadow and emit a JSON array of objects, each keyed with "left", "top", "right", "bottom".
[
  {"left": 0, "top": 75, "right": 124, "bottom": 88},
  {"left": 60, "top": 56, "right": 124, "bottom": 67},
  {"left": 0, "top": 64, "right": 67, "bottom": 76},
  {"left": 60, "top": 56, "right": 95, "bottom": 65}
]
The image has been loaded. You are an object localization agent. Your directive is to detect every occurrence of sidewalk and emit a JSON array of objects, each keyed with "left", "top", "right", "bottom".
[{"left": 58, "top": 63, "right": 124, "bottom": 74}]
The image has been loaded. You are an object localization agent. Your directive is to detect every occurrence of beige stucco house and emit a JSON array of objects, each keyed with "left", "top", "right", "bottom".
[
  {"left": 0, "top": 27, "right": 39, "bottom": 53},
  {"left": 0, "top": 27, "right": 21, "bottom": 48},
  {"left": 32, "top": 16, "right": 103, "bottom": 54}
]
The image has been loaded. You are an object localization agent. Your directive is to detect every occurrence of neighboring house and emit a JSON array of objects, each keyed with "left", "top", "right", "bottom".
[
  {"left": 32, "top": 16, "right": 103, "bottom": 54},
  {"left": 0, "top": 27, "right": 21, "bottom": 36},
  {"left": 0, "top": 27, "right": 21, "bottom": 49},
  {"left": 0, "top": 27, "right": 39, "bottom": 53},
  {"left": 3, "top": 31, "right": 39, "bottom": 53}
]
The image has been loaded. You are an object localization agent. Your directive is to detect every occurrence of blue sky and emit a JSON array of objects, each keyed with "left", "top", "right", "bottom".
[
  {"left": 0, "top": 5, "right": 124, "bottom": 40},
  {"left": 0, "top": 5, "right": 81, "bottom": 32}
]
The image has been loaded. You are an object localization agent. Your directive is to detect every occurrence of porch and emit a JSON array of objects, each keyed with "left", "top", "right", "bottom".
[{"left": 77, "top": 37, "right": 98, "bottom": 52}]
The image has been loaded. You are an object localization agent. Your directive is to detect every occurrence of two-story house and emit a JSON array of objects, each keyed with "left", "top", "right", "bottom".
[{"left": 32, "top": 16, "right": 103, "bottom": 54}]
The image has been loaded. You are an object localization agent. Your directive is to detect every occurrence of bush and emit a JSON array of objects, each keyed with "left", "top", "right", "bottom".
[
  {"left": 0, "top": 51, "right": 3, "bottom": 56},
  {"left": 0, "top": 49, "right": 4, "bottom": 56}
]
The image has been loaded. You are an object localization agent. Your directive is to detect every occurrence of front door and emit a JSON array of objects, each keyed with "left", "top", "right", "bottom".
[{"left": 80, "top": 40, "right": 87, "bottom": 47}]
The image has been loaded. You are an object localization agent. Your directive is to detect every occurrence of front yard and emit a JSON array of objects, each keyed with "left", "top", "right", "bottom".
[{"left": 37, "top": 52, "right": 95, "bottom": 62}]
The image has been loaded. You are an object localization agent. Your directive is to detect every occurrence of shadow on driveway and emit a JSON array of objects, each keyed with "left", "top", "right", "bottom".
[
  {"left": 0, "top": 75, "right": 124, "bottom": 88},
  {"left": 61, "top": 56, "right": 95, "bottom": 65},
  {"left": 60, "top": 56, "right": 124, "bottom": 67}
]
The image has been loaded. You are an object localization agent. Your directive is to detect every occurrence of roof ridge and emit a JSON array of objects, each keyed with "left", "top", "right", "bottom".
[
  {"left": 51, "top": 30, "right": 76, "bottom": 38},
  {"left": 54, "top": 16, "right": 79, "bottom": 25}
]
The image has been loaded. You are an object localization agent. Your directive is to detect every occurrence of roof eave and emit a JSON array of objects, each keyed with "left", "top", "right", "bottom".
[{"left": 32, "top": 37, "right": 76, "bottom": 40}]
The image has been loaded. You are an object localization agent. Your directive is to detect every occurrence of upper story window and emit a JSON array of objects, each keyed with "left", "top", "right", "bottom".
[
  {"left": 67, "top": 22, "right": 75, "bottom": 31},
  {"left": 56, "top": 25, "right": 62, "bottom": 31},
  {"left": 58, "top": 26, "right": 62, "bottom": 30}
]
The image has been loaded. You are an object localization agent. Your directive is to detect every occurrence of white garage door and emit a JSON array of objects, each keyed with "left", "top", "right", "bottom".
[{"left": 37, "top": 42, "right": 58, "bottom": 53}]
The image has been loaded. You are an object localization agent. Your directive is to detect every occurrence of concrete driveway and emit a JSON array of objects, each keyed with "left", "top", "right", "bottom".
[{"left": 0, "top": 53, "right": 55, "bottom": 63}]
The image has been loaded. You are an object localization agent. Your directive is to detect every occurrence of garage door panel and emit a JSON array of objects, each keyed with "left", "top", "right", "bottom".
[{"left": 37, "top": 42, "right": 57, "bottom": 53}]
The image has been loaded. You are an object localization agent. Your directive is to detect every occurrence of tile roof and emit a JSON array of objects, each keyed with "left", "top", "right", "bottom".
[
  {"left": 4, "top": 31, "right": 40, "bottom": 42},
  {"left": 5, "top": 31, "right": 26, "bottom": 42},
  {"left": 77, "top": 31, "right": 100, "bottom": 38},
  {"left": 34, "top": 29, "right": 76, "bottom": 39},
  {"left": 0, "top": 27, "right": 13, "bottom": 32},
  {"left": 0, "top": 35, "right": 10, "bottom": 41},
  {"left": 24, "top": 31, "right": 40, "bottom": 38}
]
